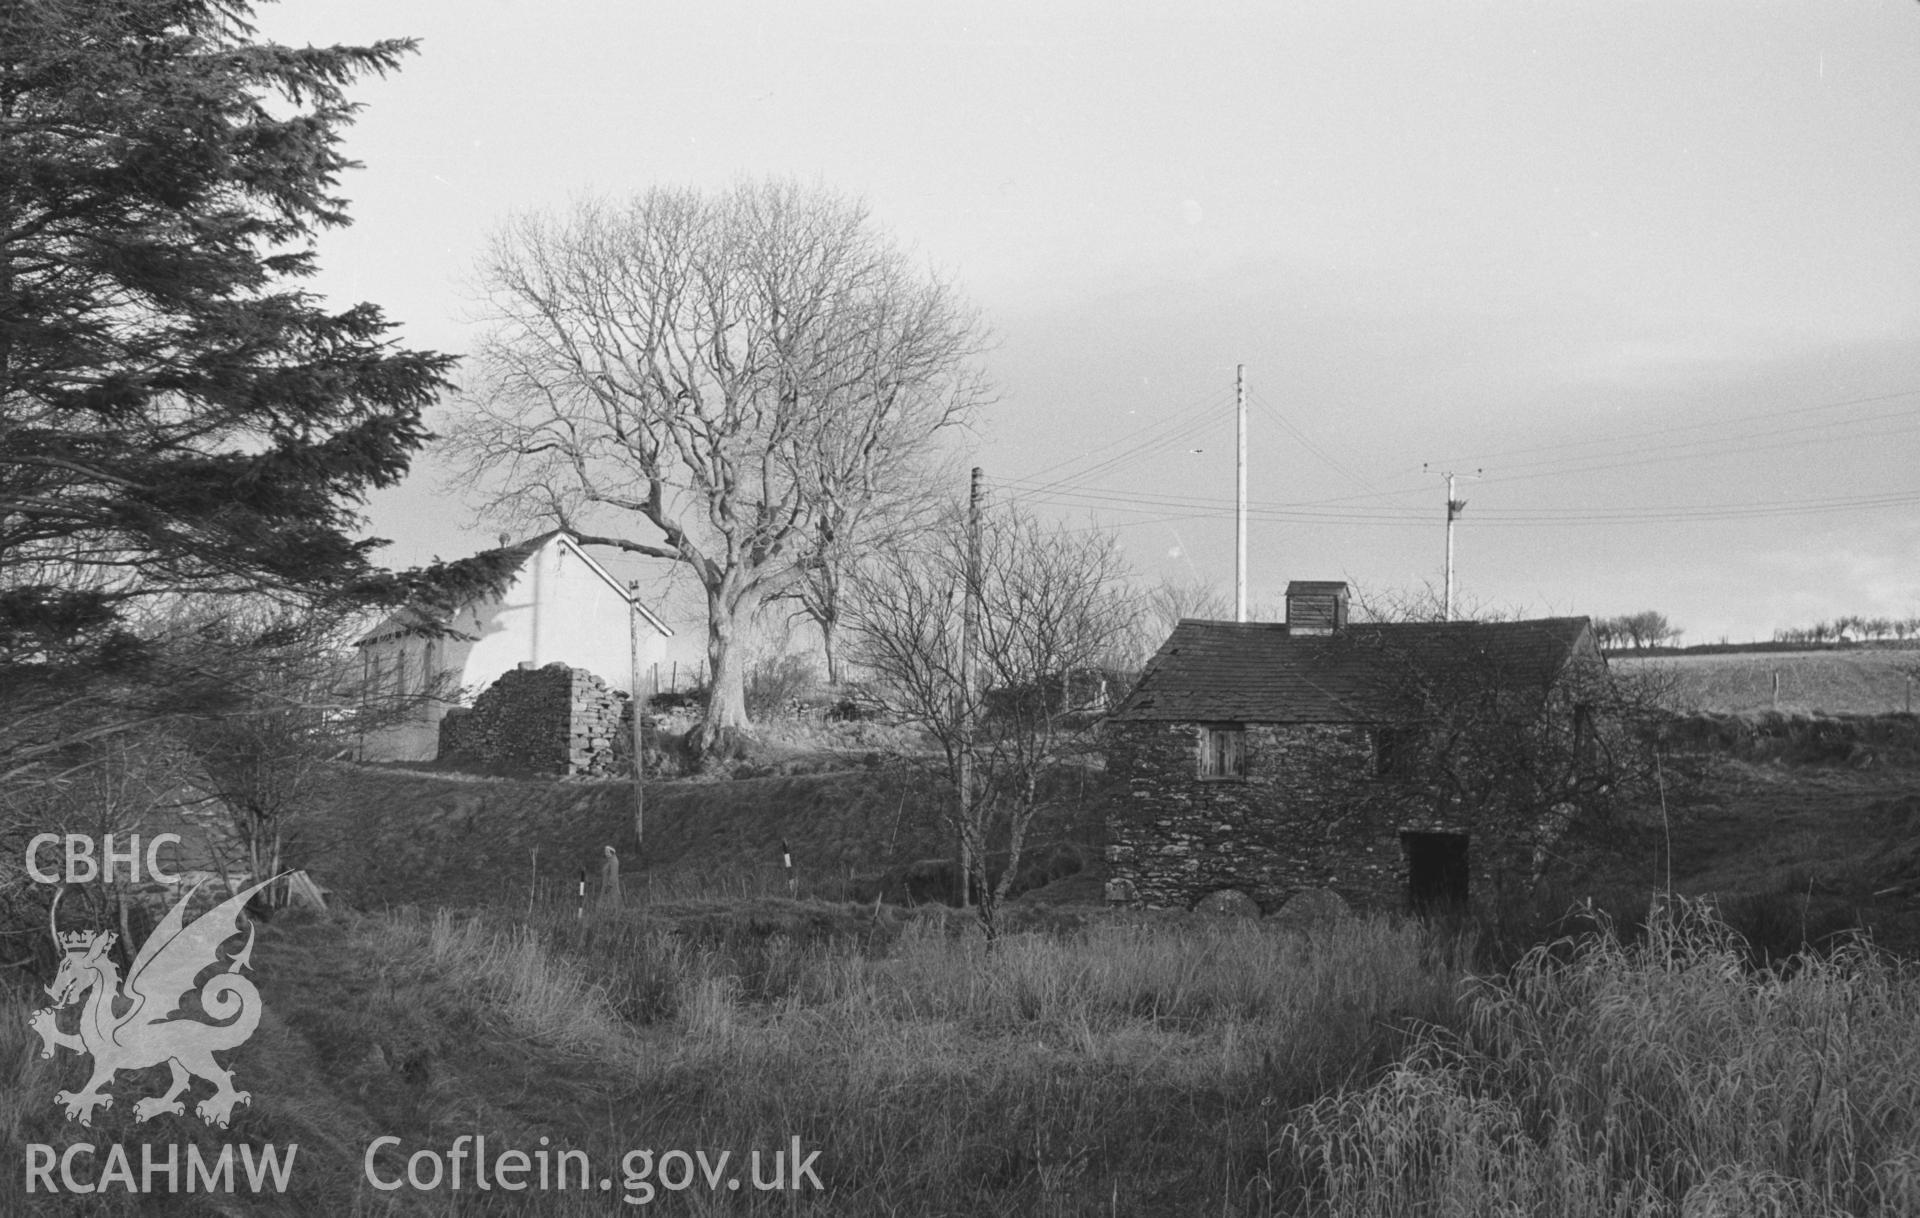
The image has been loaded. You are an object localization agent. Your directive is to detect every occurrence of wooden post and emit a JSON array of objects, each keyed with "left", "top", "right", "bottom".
[
  {"left": 628, "top": 580, "right": 645, "bottom": 853},
  {"left": 958, "top": 466, "right": 982, "bottom": 909},
  {"left": 1772, "top": 669, "right": 1781, "bottom": 710},
  {"left": 1235, "top": 364, "right": 1247, "bottom": 623},
  {"left": 1444, "top": 472, "right": 1457, "bottom": 622},
  {"left": 782, "top": 839, "right": 795, "bottom": 899}
]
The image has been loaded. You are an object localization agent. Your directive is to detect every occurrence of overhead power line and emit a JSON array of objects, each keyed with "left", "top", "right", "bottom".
[
  {"left": 1000, "top": 381, "right": 1920, "bottom": 541},
  {"left": 1000, "top": 478, "right": 1920, "bottom": 528},
  {"left": 1245, "top": 387, "right": 1375, "bottom": 493},
  {"left": 1423, "top": 388, "right": 1920, "bottom": 481},
  {"left": 1005, "top": 386, "right": 1233, "bottom": 501}
]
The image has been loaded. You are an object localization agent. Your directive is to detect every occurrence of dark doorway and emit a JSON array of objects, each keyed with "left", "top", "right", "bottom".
[{"left": 1402, "top": 831, "right": 1470, "bottom": 915}]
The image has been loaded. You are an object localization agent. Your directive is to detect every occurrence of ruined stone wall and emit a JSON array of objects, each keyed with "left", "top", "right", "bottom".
[
  {"left": 437, "top": 662, "right": 629, "bottom": 778},
  {"left": 1104, "top": 720, "right": 1516, "bottom": 914}
]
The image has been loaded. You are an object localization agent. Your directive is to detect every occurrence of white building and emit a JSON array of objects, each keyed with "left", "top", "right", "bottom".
[{"left": 354, "top": 530, "right": 673, "bottom": 761}]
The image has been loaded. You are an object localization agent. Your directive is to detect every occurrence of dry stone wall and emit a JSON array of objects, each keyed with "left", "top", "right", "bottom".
[{"left": 438, "top": 662, "right": 630, "bottom": 778}]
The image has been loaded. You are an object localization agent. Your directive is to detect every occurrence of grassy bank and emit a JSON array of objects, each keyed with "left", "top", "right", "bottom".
[
  {"left": 1613, "top": 648, "right": 1918, "bottom": 715},
  {"left": 294, "top": 760, "right": 1108, "bottom": 912}
]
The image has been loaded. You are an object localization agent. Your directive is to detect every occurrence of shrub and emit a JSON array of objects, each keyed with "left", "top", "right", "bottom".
[
  {"left": 648, "top": 681, "right": 707, "bottom": 713},
  {"left": 1006, "top": 841, "right": 1089, "bottom": 898},
  {"left": 827, "top": 696, "right": 872, "bottom": 722},
  {"left": 743, "top": 653, "right": 820, "bottom": 719}
]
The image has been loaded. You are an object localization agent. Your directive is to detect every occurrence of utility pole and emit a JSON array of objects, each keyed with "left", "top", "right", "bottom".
[
  {"left": 1236, "top": 364, "right": 1247, "bottom": 623},
  {"left": 1425, "top": 466, "right": 1480, "bottom": 621},
  {"left": 628, "top": 580, "right": 646, "bottom": 853},
  {"left": 957, "top": 466, "right": 983, "bottom": 909}
]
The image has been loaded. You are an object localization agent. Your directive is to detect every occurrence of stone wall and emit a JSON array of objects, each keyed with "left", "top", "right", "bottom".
[
  {"left": 437, "top": 662, "right": 630, "bottom": 778},
  {"left": 1104, "top": 719, "right": 1521, "bottom": 915}
]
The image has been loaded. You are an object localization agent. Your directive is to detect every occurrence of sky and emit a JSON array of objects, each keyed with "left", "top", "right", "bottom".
[{"left": 258, "top": 0, "right": 1920, "bottom": 657}]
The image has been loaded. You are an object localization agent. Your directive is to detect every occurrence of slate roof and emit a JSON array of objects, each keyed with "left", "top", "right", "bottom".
[{"left": 1111, "top": 616, "right": 1597, "bottom": 724}]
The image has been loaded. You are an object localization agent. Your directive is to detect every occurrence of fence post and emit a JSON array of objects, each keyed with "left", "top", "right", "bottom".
[{"left": 601, "top": 845, "right": 622, "bottom": 910}]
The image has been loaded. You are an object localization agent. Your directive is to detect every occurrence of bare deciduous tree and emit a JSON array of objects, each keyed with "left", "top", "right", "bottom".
[
  {"left": 444, "top": 181, "right": 988, "bottom": 762},
  {"left": 844, "top": 505, "right": 1132, "bottom": 937},
  {"left": 1349, "top": 578, "right": 1518, "bottom": 626},
  {"left": 1111, "top": 576, "right": 1236, "bottom": 678},
  {"left": 1595, "top": 610, "right": 1682, "bottom": 652},
  {"left": 778, "top": 477, "right": 949, "bottom": 687}
]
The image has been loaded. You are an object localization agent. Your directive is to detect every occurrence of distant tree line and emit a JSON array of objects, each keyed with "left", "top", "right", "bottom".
[
  {"left": 1590, "top": 611, "right": 1683, "bottom": 652},
  {"left": 1772, "top": 615, "right": 1920, "bottom": 645}
]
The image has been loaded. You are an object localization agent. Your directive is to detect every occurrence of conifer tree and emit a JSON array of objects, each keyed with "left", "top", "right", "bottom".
[{"left": 0, "top": 0, "right": 482, "bottom": 776}]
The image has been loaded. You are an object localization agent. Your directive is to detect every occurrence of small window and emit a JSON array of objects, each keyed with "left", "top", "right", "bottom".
[
  {"left": 1375, "top": 726, "right": 1419, "bottom": 779},
  {"left": 1198, "top": 724, "right": 1246, "bottom": 780}
]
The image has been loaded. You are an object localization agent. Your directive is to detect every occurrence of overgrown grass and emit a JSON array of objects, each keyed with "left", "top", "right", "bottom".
[
  {"left": 9, "top": 892, "right": 1913, "bottom": 1214},
  {"left": 337, "top": 902, "right": 1466, "bottom": 1214},
  {"left": 361, "top": 908, "right": 634, "bottom": 1054},
  {"left": 1278, "top": 897, "right": 1920, "bottom": 1216}
]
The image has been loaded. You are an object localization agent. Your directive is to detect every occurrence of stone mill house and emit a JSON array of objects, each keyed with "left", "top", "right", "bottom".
[{"left": 1104, "top": 581, "right": 1608, "bottom": 916}]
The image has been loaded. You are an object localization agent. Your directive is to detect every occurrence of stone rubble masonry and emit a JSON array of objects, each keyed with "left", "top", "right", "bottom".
[
  {"left": 1103, "top": 720, "right": 1520, "bottom": 916},
  {"left": 438, "top": 662, "right": 632, "bottom": 778}
]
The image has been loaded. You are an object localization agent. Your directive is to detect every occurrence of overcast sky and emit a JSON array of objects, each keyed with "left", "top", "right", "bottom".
[{"left": 262, "top": 0, "right": 1920, "bottom": 651}]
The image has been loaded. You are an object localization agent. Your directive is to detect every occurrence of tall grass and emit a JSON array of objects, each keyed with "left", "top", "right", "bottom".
[
  {"left": 358, "top": 901, "right": 1464, "bottom": 1214},
  {"left": 1283, "top": 897, "right": 1920, "bottom": 1217},
  {"left": 360, "top": 908, "right": 634, "bottom": 1054},
  {"left": 13, "top": 891, "right": 1912, "bottom": 1214}
]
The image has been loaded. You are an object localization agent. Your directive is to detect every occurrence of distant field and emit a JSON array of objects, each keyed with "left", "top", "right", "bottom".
[{"left": 1612, "top": 647, "right": 1919, "bottom": 714}]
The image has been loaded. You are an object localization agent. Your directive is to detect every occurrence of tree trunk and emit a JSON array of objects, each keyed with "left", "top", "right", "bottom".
[
  {"left": 821, "top": 616, "right": 840, "bottom": 687},
  {"left": 695, "top": 586, "right": 752, "bottom": 764}
]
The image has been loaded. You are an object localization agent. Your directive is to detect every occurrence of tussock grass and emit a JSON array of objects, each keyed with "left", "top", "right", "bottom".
[
  {"left": 359, "top": 907, "right": 631, "bottom": 1055},
  {"left": 1282, "top": 897, "right": 1920, "bottom": 1217}
]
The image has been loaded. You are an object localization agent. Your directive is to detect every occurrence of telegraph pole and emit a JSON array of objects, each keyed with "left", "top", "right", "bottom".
[
  {"left": 628, "top": 580, "right": 646, "bottom": 852},
  {"left": 1236, "top": 364, "right": 1248, "bottom": 623},
  {"left": 957, "top": 466, "right": 983, "bottom": 908},
  {"left": 1425, "top": 466, "right": 1480, "bottom": 621}
]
